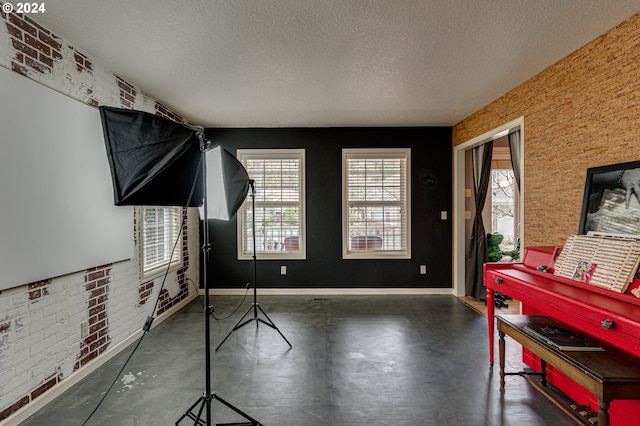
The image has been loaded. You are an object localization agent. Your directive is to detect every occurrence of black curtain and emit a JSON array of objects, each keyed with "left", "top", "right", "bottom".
[
  {"left": 508, "top": 129, "right": 522, "bottom": 254},
  {"left": 465, "top": 141, "right": 493, "bottom": 299},
  {"left": 508, "top": 129, "right": 521, "bottom": 192}
]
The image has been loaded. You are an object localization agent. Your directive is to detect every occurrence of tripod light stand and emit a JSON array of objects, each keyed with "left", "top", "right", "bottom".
[
  {"left": 215, "top": 181, "right": 292, "bottom": 352},
  {"left": 99, "top": 106, "right": 262, "bottom": 426},
  {"left": 176, "top": 143, "right": 261, "bottom": 426}
]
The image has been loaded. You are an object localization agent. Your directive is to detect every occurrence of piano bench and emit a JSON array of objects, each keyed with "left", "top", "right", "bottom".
[{"left": 496, "top": 315, "right": 640, "bottom": 426}]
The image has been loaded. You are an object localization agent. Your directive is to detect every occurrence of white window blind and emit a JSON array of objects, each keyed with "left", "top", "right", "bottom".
[
  {"left": 343, "top": 148, "right": 411, "bottom": 259},
  {"left": 237, "top": 149, "right": 305, "bottom": 259},
  {"left": 141, "top": 206, "right": 183, "bottom": 277}
]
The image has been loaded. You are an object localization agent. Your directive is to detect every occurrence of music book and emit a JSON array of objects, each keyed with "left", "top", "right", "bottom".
[
  {"left": 553, "top": 234, "right": 640, "bottom": 293},
  {"left": 523, "top": 325, "right": 604, "bottom": 351}
]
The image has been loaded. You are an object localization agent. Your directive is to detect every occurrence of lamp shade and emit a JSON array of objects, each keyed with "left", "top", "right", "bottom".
[{"left": 99, "top": 106, "right": 250, "bottom": 220}]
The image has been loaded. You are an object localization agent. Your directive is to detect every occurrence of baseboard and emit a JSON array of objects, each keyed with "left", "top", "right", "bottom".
[
  {"left": 0, "top": 291, "right": 198, "bottom": 426},
  {"left": 202, "top": 287, "right": 455, "bottom": 296}
]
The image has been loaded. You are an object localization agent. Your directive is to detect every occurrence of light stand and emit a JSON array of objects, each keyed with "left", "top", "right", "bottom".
[
  {"left": 99, "top": 107, "right": 261, "bottom": 426},
  {"left": 176, "top": 139, "right": 261, "bottom": 426},
  {"left": 215, "top": 181, "right": 292, "bottom": 352}
]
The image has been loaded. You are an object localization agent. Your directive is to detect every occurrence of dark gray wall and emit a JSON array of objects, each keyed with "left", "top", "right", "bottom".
[{"left": 203, "top": 127, "right": 452, "bottom": 289}]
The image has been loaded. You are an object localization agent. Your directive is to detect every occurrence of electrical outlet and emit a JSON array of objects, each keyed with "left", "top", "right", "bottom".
[
  {"left": 420, "top": 265, "right": 427, "bottom": 275},
  {"left": 81, "top": 321, "right": 89, "bottom": 339},
  {"left": 465, "top": 188, "right": 471, "bottom": 198},
  {"left": 441, "top": 211, "right": 447, "bottom": 220},
  {"left": 281, "top": 265, "right": 287, "bottom": 275},
  {"left": 465, "top": 210, "right": 471, "bottom": 220}
]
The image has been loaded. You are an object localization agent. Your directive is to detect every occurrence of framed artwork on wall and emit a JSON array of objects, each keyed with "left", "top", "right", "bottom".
[{"left": 579, "top": 160, "right": 640, "bottom": 236}]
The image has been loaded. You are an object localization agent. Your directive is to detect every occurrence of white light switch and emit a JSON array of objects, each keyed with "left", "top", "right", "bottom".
[{"left": 465, "top": 188, "right": 471, "bottom": 198}]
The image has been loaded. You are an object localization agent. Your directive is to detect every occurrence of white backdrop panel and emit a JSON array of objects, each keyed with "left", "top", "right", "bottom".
[{"left": 0, "top": 66, "right": 133, "bottom": 290}]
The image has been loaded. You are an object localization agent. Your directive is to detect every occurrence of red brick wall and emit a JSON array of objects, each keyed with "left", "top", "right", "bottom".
[
  {"left": 117, "top": 77, "right": 137, "bottom": 109},
  {"left": 75, "top": 265, "right": 112, "bottom": 370},
  {"left": 3, "top": 10, "right": 61, "bottom": 76},
  {"left": 157, "top": 208, "right": 191, "bottom": 315}
]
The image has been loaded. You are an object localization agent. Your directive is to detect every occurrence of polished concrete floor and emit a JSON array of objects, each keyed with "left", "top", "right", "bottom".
[{"left": 20, "top": 295, "right": 575, "bottom": 425}]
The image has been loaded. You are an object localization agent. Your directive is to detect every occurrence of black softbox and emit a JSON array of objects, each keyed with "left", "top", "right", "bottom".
[
  {"left": 100, "top": 106, "right": 204, "bottom": 207},
  {"left": 99, "top": 106, "right": 249, "bottom": 217}
]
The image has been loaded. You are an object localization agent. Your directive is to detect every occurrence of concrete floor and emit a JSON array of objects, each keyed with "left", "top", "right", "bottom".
[{"left": 20, "top": 295, "right": 575, "bottom": 425}]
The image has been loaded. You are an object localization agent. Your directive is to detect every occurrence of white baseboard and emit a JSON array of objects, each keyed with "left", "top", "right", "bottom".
[
  {"left": 0, "top": 292, "right": 198, "bottom": 426},
  {"left": 202, "top": 287, "right": 455, "bottom": 296}
]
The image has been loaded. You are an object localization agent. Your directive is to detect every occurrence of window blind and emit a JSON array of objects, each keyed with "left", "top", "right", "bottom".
[
  {"left": 142, "top": 206, "right": 183, "bottom": 275},
  {"left": 238, "top": 150, "right": 305, "bottom": 259},
  {"left": 344, "top": 149, "right": 410, "bottom": 258}
]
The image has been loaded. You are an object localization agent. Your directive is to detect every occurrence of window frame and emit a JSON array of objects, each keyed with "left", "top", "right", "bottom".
[
  {"left": 236, "top": 149, "right": 306, "bottom": 260},
  {"left": 342, "top": 148, "right": 411, "bottom": 259},
  {"left": 139, "top": 206, "right": 183, "bottom": 280}
]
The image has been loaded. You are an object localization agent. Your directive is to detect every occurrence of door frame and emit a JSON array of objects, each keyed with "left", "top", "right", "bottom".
[{"left": 452, "top": 117, "right": 524, "bottom": 296}]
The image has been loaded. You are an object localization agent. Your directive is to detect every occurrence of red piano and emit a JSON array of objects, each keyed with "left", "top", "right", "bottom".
[{"left": 484, "top": 246, "right": 640, "bottom": 424}]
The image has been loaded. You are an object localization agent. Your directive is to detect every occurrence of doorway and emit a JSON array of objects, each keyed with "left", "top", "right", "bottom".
[{"left": 452, "top": 117, "right": 524, "bottom": 296}]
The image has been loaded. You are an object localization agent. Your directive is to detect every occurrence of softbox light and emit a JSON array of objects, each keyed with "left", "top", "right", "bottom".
[
  {"left": 99, "top": 106, "right": 250, "bottom": 219},
  {"left": 100, "top": 106, "right": 204, "bottom": 207},
  {"left": 206, "top": 146, "right": 250, "bottom": 220}
]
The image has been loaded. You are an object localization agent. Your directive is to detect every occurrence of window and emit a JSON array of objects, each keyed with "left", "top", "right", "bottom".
[
  {"left": 491, "top": 169, "right": 516, "bottom": 251},
  {"left": 141, "top": 206, "right": 183, "bottom": 278},
  {"left": 237, "top": 149, "right": 305, "bottom": 259},
  {"left": 343, "top": 148, "right": 411, "bottom": 259},
  {"left": 488, "top": 145, "right": 519, "bottom": 254}
]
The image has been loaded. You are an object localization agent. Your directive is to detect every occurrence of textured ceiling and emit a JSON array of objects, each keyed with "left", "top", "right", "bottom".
[{"left": 32, "top": 0, "right": 640, "bottom": 127}]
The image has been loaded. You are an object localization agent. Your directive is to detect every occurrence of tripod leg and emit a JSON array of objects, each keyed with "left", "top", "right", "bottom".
[
  {"left": 194, "top": 398, "right": 206, "bottom": 426},
  {"left": 216, "top": 304, "right": 254, "bottom": 352},
  {"left": 175, "top": 395, "right": 207, "bottom": 425},
  {"left": 213, "top": 394, "right": 262, "bottom": 425},
  {"left": 255, "top": 304, "right": 292, "bottom": 348},
  {"left": 177, "top": 393, "right": 262, "bottom": 426}
]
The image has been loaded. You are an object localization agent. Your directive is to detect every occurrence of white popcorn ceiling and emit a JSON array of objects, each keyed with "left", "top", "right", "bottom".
[{"left": 32, "top": 0, "right": 640, "bottom": 127}]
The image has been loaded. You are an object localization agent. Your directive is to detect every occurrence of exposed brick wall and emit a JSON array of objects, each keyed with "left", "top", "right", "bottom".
[
  {"left": 27, "top": 279, "right": 51, "bottom": 301},
  {"left": 2, "top": 9, "right": 61, "bottom": 77},
  {"left": 0, "top": 397, "right": 29, "bottom": 422},
  {"left": 75, "top": 265, "right": 112, "bottom": 370},
  {"left": 1, "top": 8, "right": 100, "bottom": 107},
  {"left": 138, "top": 281, "right": 155, "bottom": 306},
  {"left": 0, "top": 275, "right": 72, "bottom": 421},
  {"left": 157, "top": 208, "right": 191, "bottom": 315},
  {"left": 453, "top": 12, "right": 640, "bottom": 247},
  {"left": 73, "top": 50, "right": 92, "bottom": 73},
  {"left": 117, "top": 76, "right": 137, "bottom": 109},
  {"left": 0, "top": 6, "right": 200, "bottom": 422},
  {"left": 138, "top": 208, "right": 191, "bottom": 311},
  {"left": 156, "top": 102, "right": 186, "bottom": 124}
]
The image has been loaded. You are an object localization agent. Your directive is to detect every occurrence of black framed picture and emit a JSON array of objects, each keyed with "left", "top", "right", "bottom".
[{"left": 579, "top": 160, "right": 640, "bottom": 235}]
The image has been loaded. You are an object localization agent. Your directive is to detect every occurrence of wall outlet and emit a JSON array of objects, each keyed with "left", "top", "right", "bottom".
[
  {"left": 465, "top": 188, "right": 471, "bottom": 198},
  {"left": 440, "top": 211, "right": 447, "bottom": 220},
  {"left": 465, "top": 210, "right": 472, "bottom": 220},
  {"left": 81, "top": 321, "right": 89, "bottom": 339},
  {"left": 280, "top": 265, "right": 287, "bottom": 275},
  {"left": 420, "top": 265, "right": 427, "bottom": 275}
]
